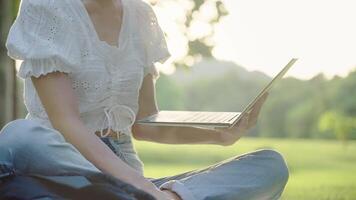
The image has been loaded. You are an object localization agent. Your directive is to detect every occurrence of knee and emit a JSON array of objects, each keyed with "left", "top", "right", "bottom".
[
  {"left": 255, "top": 149, "right": 289, "bottom": 187},
  {"left": 1, "top": 119, "right": 37, "bottom": 136},
  {"left": 0, "top": 119, "right": 50, "bottom": 150}
]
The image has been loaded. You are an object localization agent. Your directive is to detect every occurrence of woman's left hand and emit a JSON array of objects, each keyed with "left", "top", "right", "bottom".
[{"left": 217, "top": 93, "right": 269, "bottom": 146}]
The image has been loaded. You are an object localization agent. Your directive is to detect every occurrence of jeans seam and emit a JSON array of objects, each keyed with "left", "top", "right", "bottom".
[
  {"left": 106, "top": 138, "right": 132, "bottom": 164},
  {"left": 100, "top": 138, "right": 118, "bottom": 154}
]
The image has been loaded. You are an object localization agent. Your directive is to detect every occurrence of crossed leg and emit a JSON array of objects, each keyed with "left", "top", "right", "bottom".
[
  {"left": 0, "top": 119, "right": 289, "bottom": 200},
  {"left": 0, "top": 119, "right": 100, "bottom": 176},
  {"left": 151, "top": 149, "right": 289, "bottom": 200}
]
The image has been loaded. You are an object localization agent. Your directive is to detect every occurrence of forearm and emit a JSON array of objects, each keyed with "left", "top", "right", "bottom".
[
  {"left": 53, "top": 116, "right": 145, "bottom": 185},
  {"left": 31, "top": 74, "right": 168, "bottom": 199},
  {"left": 133, "top": 124, "right": 224, "bottom": 145}
]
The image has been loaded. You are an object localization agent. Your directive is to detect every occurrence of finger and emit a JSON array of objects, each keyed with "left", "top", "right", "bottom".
[
  {"left": 257, "top": 92, "right": 269, "bottom": 106},
  {"left": 244, "top": 93, "right": 269, "bottom": 128},
  {"left": 238, "top": 115, "right": 249, "bottom": 131},
  {"left": 247, "top": 93, "right": 268, "bottom": 114},
  {"left": 247, "top": 99, "right": 266, "bottom": 127},
  {"left": 247, "top": 113, "right": 258, "bottom": 128},
  {"left": 261, "top": 93, "right": 269, "bottom": 104},
  {"left": 251, "top": 92, "right": 269, "bottom": 115},
  {"left": 235, "top": 93, "right": 269, "bottom": 130},
  {"left": 232, "top": 114, "right": 248, "bottom": 132},
  {"left": 249, "top": 101, "right": 264, "bottom": 120}
]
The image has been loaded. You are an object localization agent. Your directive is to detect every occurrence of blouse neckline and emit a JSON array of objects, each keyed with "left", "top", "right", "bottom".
[{"left": 76, "top": 0, "right": 128, "bottom": 52}]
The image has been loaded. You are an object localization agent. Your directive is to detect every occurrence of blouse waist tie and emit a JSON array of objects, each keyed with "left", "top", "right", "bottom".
[{"left": 99, "top": 104, "right": 136, "bottom": 140}]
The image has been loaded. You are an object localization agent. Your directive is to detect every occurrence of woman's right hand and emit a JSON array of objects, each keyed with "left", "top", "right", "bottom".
[{"left": 137, "top": 179, "right": 172, "bottom": 200}]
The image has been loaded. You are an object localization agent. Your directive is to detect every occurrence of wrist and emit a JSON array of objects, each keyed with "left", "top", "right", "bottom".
[
  {"left": 162, "top": 189, "right": 181, "bottom": 200},
  {"left": 212, "top": 128, "right": 227, "bottom": 144},
  {"left": 214, "top": 128, "right": 238, "bottom": 146},
  {"left": 113, "top": 171, "right": 145, "bottom": 186},
  {"left": 136, "top": 177, "right": 159, "bottom": 191}
]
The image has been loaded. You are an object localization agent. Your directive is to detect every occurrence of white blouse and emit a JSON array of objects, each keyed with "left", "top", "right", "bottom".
[{"left": 6, "top": 0, "right": 171, "bottom": 138}]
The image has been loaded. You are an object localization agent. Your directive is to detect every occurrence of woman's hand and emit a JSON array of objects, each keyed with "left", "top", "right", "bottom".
[
  {"left": 162, "top": 190, "right": 181, "bottom": 200},
  {"left": 136, "top": 179, "right": 172, "bottom": 200},
  {"left": 217, "top": 93, "right": 269, "bottom": 146}
]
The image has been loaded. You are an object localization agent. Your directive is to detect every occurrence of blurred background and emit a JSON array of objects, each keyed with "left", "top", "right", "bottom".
[{"left": 1, "top": 0, "right": 355, "bottom": 199}]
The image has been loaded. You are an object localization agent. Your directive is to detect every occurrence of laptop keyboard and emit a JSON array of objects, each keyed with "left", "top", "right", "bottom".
[{"left": 176, "top": 112, "right": 237, "bottom": 123}]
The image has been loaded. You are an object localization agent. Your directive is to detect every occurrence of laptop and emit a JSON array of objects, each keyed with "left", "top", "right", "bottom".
[{"left": 137, "top": 58, "right": 298, "bottom": 129}]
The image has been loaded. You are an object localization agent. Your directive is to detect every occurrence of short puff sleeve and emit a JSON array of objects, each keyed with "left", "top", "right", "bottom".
[
  {"left": 135, "top": 0, "right": 171, "bottom": 80},
  {"left": 6, "top": 0, "right": 82, "bottom": 79}
]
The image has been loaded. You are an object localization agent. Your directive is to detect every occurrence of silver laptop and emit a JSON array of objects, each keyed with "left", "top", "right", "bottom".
[{"left": 137, "top": 58, "right": 298, "bottom": 129}]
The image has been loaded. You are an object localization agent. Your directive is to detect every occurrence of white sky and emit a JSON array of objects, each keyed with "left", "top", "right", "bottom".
[{"left": 156, "top": 0, "right": 356, "bottom": 79}]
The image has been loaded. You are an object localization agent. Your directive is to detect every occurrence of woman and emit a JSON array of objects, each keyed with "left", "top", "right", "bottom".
[{"left": 1, "top": 0, "right": 289, "bottom": 199}]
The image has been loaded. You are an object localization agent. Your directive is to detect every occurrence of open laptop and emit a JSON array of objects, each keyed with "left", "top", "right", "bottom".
[{"left": 137, "top": 58, "right": 298, "bottom": 129}]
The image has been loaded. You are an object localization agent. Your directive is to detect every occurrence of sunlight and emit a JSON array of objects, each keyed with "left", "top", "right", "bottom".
[
  {"left": 14, "top": 0, "right": 356, "bottom": 79},
  {"left": 155, "top": 0, "right": 356, "bottom": 79}
]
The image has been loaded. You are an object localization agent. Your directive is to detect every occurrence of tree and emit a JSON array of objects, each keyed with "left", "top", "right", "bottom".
[
  {"left": 319, "top": 111, "right": 356, "bottom": 147},
  {"left": 149, "top": 0, "right": 228, "bottom": 68},
  {"left": 0, "top": 0, "right": 20, "bottom": 126}
]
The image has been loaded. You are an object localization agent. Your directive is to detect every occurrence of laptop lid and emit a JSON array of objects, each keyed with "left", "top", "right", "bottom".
[{"left": 230, "top": 58, "right": 298, "bottom": 127}]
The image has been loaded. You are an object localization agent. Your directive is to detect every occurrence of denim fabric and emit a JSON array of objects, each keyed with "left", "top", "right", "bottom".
[
  {"left": 100, "top": 135, "right": 144, "bottom": 174},
  {"left": 0, "top": 119, "right": 289, "bottom": 200},
  {"left": 151, "top": 150, "right": 289, "bottom": 200}
]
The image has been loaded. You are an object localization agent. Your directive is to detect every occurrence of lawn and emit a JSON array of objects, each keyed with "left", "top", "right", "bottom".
[{"left": 134, "top": 138, "right": 356, "bottom": 200}]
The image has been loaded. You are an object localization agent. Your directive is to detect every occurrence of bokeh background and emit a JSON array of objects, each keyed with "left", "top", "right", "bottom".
[{"left": 1, "top": 0, "right": 355, "bottom": 199}]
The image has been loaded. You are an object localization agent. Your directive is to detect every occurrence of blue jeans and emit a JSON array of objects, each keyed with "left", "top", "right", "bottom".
[{"left": 0, "top": 119, "right": 289, "bottom": 200}]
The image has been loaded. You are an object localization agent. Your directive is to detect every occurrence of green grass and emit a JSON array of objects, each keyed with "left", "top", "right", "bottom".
[{"left": 134, "top": 138, "right": 356, "bottom": 200}]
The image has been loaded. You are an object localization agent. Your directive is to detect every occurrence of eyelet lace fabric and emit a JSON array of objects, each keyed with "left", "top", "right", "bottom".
[{"left": 6, "top": 0, "right": 170, "bottom": 137}]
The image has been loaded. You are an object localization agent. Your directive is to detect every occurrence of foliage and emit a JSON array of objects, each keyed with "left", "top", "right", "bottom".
[
  {"left": 184, "top": 0, "right": 228, "bottom": 60},
  {"left": 156, "top": 60, "right": 356, "bottom": 140},
  {"left": 319, "top": 111, "right": 356, "bottom": 146},
  {"left": 1, "top": 0, "right": 355, "bottom": 141},
  {"left": 149, "top": 0, "right": 228, "bottom": 68}
]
